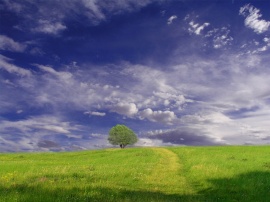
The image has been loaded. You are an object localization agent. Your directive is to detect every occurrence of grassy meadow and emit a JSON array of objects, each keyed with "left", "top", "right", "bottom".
[{"left": 1, "top": 146, "right": 270, "bottom": 201}]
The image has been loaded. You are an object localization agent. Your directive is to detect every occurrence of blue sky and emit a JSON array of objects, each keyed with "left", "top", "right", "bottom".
[{"left": 1, "top": 0, "right": 270, "bottom": 152}]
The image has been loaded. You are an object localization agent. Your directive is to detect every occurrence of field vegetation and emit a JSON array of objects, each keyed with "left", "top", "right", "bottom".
[{"left": 1, "top": 146, "right": 270, "bottom": 201}]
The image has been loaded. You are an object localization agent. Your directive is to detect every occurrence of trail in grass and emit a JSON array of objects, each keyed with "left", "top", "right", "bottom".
[{"left": 145, "top": 148, "right": 195, "bottom": 195}]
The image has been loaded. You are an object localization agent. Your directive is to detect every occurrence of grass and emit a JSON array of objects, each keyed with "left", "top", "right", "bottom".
[{"left": 0, "top": 146, "right": 270, "bottom": 201}]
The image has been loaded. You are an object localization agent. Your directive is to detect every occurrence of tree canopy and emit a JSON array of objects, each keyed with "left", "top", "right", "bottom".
[{"left": 108, "top": 124, "right": 138, "bottom": 148}]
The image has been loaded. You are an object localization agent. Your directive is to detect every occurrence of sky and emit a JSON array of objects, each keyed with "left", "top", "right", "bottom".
[{"left": 1, "top": 0, "right": 270, "bottom": 152}]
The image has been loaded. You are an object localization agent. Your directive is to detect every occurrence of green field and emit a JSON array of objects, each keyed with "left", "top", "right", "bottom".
[{"left": 1, "top": 146, "right": 270, "bottom": 202}]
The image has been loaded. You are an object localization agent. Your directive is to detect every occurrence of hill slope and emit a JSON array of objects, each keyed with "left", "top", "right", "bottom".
[{"left": 1, "top": 146, "right": 270, "bottom": 201}]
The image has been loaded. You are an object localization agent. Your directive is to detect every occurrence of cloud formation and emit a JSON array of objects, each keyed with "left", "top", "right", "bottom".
[
  {"left": 167, "top": 15, "right": 177, "bottom": 25},
  {"left": 1, "top": 0, "right": 163, "bottom": 34},
  {"left": 205, "top": 27, "right": 233, "bottom": 49},
  {"left": 0, "top": 35, "right": 26, "bottom": 52},
  {"left": 2, "top": 50, "right": 270, "bottom": 150},
  {"left": 31, "top": 20, "right": 67, "bottom": 35},
  {"left": 111, "top": 103, "right": 138, "bottom": 117},
  {"left": 139, "top": 108, "right": 177, "bottom": 125},
  {"left": 188, "top": 21, "right": 210, "bottom": 35},
  {"left": 87, "top": 112, "right": 106, "bottom": 116},
  {"left": 0, "top": 116, "right": 76, "bottom": 134},
  {"left": 240, "top": 4, "right": 270, "bottom": 34},
  {"left": 0, "top": 55, "right": 32, "bottom": 76}
]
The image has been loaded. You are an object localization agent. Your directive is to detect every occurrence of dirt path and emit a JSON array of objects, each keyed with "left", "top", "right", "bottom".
[{"left": 145, "top": 147, "right": 194, "bottom": 195}]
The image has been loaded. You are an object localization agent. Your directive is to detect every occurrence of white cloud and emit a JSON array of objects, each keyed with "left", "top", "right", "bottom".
[
  {"left": 90, "top": 133, "right": 102, "bottom": 138},
  {"left": 29, "top": 47, "right": 45, "bottom": 56},
  {"left": 0, "top": 35, "right": 26, "bottom": 52},
  {"left": 92, "top": 112, "right": 106, "bottom": 116},
  {"left": 38, "top": 125, "right": 70, "bottom": 134},
  {"left": 35, "top": 64, "right": 72, "bottom": 81},
  {"left": 122, "top": 63, "right": 178, "bottom": 96},
  {"left": 257, "top": 46, "right": 267, "bottom": 52},
  {"left": 139, "top": 108, "right": 177, "bottom": 125},
  {"left": 0, "top": 136, "right": 34, "bottom": 152},
  {"left": 189, "top": 21, "right": 210, "bottom": 35},
  {"left": 136, "top": 138, "right": 164, "bottom": 147},
  {"left": 264, "top": 37, "right": 270, "bottom": 42},
  {"left": 181, "top": 111, "right": 231, "bottom": 125},
  {"left": 195, "top": 23, "right": 210, "bottom": 35},
  {"left": 32, "top": 20, "right": 67, "bottom": 35},
  {"left": 1, "top": 116, "right": 76, "bottom": 134},
  {"left": 111, "top": 102, "right": 138, "bottom": 117},
  {"left": 0, "top": 115, "right": 85, "bottom": 152},
  {"left": 240, "top": 4, "right": 270, "bottom": 34},
  {"left": 206, "top": 27, "right": 233, "bottom": 49},
  {"left": 84, "top": 111, "right": 106, "bottom": 116},
  {"left": 167, "top": 15, "right": 177, "bottom": 25},
  {"left": 188, "top": 108, "right": 270, "bottom": 145},
  {"left": 81, "top": 0, "right": 106, "bottom": 21},
  {"left": 153, "top": 91, "right": 187, "bottom": 109},
  {"left": 2, "top": 1, "right": 23, "bottom": 13},
  {"left": 239, "top": 37, "right": 270, "bottom": 55},
  {"left": 0, "top": 55, "right": 32, "bottom": 76},
  {"left": 2, "top": 79, "right": 16, "bottom": 86},
  {"left": 97, "top": 0, "right": 163, "bottom": 15},
  {"left": 16, "top": 110, "right": 23, "bottom": 114},
  {"left": 146, "top": 129, "right": 166, "bottom": 136},
  {"left": 254, "top": 37, "right": 270, "bottom": 53},
  {"left": 2, "top": 0, "right": 164, "bottom": 34}
]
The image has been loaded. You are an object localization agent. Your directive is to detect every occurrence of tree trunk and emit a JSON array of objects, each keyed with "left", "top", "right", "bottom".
[{"left": 120, "top": 144, "right": 126, "bottom": 149}]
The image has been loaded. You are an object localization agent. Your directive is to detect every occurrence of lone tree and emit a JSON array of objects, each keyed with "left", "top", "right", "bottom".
[{"left": 108, "top": 124, "right": 138, "bottom": 148}]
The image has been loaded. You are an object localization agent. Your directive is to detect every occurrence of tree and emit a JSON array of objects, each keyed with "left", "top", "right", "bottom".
[{"left": 108, "top": 124, "right": 138, "bottom": 148}]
